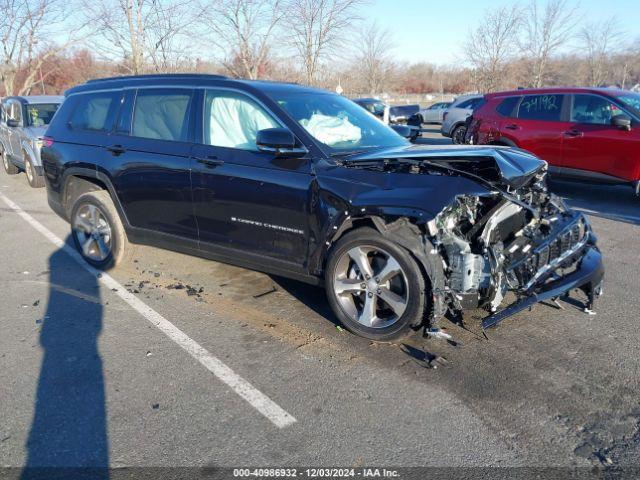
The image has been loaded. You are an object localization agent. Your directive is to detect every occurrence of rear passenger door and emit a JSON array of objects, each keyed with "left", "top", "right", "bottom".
[
  {"left": 105, "top": 88, "right": 198, "bottom": 241},
  {"left": 190, "top": 88, "right": 312, "bottom": 267},
  {"left": 504, "top": 94, "right": 569, "bottom": 166}
]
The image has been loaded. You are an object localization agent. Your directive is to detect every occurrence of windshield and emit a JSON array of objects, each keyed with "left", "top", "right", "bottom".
[
  {"left": 269, "top": 92, "right": 408, "bottom": 153},
  {"left": 26, "top": 103, "right": 60, "bottom": 127},
  {"left": 614, "top": 92, "right": 640, "bottom": 117}
]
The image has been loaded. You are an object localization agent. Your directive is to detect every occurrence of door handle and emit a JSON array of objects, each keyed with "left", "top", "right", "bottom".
[
  {"left": 195, "top": 156, "right": 224, "bottom": 168},
  {"left": 504, "top": 124, "right": 520, "bottom": 130},
  {"left": 106, "top": 144, "right": 126, "bottom": 155},
  {"left": 563, "top": 130, "right": 583, "bottom": 138}
]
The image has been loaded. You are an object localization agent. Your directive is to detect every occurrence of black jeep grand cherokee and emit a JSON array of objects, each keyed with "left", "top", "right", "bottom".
[{"left": 42, "top": 74, "right": 604, "bottom": 340}]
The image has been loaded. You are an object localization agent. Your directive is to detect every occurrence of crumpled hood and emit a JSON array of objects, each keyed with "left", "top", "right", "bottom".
[{"left": 346, "top": 144, "right": 547, "bottom": 189}]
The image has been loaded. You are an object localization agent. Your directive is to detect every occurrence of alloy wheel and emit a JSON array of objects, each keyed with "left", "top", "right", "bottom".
[
  {"left": 453, "top": 126, "right": 467, "bottom": 144},
  {"left": 332, "top": 245, "right": 409, "bottom": 329},
  {"left": 73, "top": 203, "right": 113, "bottom": 261},
  {"left": 25, "top": 159, "right": 34, "bottom": 183}
]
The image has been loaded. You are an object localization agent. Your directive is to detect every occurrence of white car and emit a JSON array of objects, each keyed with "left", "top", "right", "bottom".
[
  {"left": 416, "top": 101, "right": 452, "bottom": 124},
  {"left": 440, "top": 94, "right": 484, "bottom": 144}
]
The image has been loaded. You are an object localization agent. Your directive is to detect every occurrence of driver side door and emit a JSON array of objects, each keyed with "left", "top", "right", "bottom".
[{"left": 191, "top": 88, "right": 313, "bottom": 268}]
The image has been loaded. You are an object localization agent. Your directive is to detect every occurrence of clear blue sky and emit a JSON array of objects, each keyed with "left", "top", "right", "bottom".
[{"left": 361, "top": 0, "right": 640, "bottom": 65}]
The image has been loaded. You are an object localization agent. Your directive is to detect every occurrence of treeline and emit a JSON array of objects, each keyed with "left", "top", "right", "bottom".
[{"left": 1, "top": 0, "right": 639, "bottom": 98}]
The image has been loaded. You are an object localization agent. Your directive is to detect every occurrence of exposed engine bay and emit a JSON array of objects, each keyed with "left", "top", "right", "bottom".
[{"left": 337, "top": 148, "right": 604, "bottom": 329}]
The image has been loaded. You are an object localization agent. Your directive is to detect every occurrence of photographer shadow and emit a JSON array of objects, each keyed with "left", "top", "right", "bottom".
[{"left": 21, "top": 238, "right": 109, "bottom": 480}]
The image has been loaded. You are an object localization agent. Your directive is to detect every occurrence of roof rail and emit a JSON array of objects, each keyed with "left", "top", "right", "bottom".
[{"left": 86, "top": 73, "right": 228, "bottom": 83}]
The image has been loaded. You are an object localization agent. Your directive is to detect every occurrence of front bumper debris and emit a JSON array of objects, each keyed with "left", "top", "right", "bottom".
[{"left": 482, "top": 246, "right": 604, "bottom": 329}]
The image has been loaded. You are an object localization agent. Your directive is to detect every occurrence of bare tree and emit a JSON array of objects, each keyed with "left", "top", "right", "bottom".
[
  {"left": 87, "top": 0, "right": 198, "bottom": 74},
  {"left": 284, "top": 0, "right": 366, "bottom": 86},
  {"left": 353, "top": 21, "right": 395, "bottom": 94},
  {"left": 0, "top": 0, "right": 83, "bottom": 95},
  {"left": 200, "top": 0, "right": 283, "bottom": 79},
  {"left": 579, "top": 17, "right": 624, "bottom": 86},
  {"left": 521, "top": 0, "right": 580, "bottom": 87},
  {"left": 464, "top": 5, "right": 522, "bottom": 92}
]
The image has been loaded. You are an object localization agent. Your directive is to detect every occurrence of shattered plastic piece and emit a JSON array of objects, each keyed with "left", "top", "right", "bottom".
[
  {"left": 336, "top": 325, "right": 345, "bottom": 332},
  {"left": 146, "top": 351, "right": 152, "bottom": 357},
  {"left": 426, "top": 327, "right": 453, "bottom": 341},
  {"left": 151, "top": 403, "right": 159, "bottom": 410},
  {"left": 583, "top": 308, "right": 596, "bottom": 315},
  {"left": 32, "top": 300, "right": 39, "bottom": 307}
]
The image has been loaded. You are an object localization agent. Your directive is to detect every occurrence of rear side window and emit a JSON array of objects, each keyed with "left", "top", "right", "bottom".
[
  {"left": 69, "top": 92, "right": 121, "bottom": 132},
  {"left": 132, "top": 89, "right": 193, "bottom": 142},
  {"left": 496, "top": 96, "right": 520, "bottom": 117},
  {"left": 517, "top": 94, "right": 564, "bottom": 121}
]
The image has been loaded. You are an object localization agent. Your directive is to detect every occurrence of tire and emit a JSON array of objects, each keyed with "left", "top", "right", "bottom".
[
  {"left": 325, "top": 227, "right": 428, "bottom": 341},
  {"left": 70, "top": 190, "right": 133, "bottom": 270},
  {"left": 24, "top": 154, "right": 44, "bottom": 188},
  {"left": 2, "top": 147, "right": 18, "bottom": 175},
  {"left": 451, "top": 125, "right": 467, "bottom": 144}
]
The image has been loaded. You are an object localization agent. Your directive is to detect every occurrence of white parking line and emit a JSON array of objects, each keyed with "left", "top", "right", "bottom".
[{"left": 0, "top": 191, "right": 297, "bottom": 429}]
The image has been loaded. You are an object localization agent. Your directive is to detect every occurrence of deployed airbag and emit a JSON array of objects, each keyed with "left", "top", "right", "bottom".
[{"left": 300, "top": 114, "right": 361, "bottom": 146}]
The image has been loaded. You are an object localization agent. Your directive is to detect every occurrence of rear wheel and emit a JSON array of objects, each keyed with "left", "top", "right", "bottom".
[
  {"left": 325, "top": 228, "right": 427, "bottom": 341},
  {"left": 24, "top": 154, "right": 44, "bottom": 188},
  {"left": 452, "top": 125, "right": 467, "bottom": 144},
  {"left": 70, "top": 190, "right": 133, "bottom": 270},
  {"left": 2, "top": 148, "right": 18, "bottom": 175}
]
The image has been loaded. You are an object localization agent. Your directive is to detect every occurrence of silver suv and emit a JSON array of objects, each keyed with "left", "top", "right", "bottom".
[
  {"left": 0, "top": 95, "right": 63, "bottom": 187},
  {"left": 440, "top": 94, "right": 484, "bottom": 144}
]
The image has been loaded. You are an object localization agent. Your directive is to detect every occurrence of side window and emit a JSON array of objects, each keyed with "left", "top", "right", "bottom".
[
  {"left": 69, "top": 92, "right": 121, "bottom": 132},
  {"left": 571, "top": 94, "right": 622, "bottom": 125},
  {"left": 456, "top": 99, "right": 473, "bottom": 109},
  {"left": 204, "top": 90, "right": 280, "bottom": 150},
  {"left": 496, "top": 96, "right": 520, "bottom": 117},
  {"left": 517, "top": 94, "right": 564, "bottom": 121},
  {"left": 132, "top": 88, "right": 193, "bottom": 142}
]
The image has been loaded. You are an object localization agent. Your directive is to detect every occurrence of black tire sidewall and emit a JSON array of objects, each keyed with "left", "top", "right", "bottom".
[
  {"left": 70, "top": 192, "right": 124, "bottom": 270},
  {"left": 25, "top": 157, "right": 44, "bottom": 188},
  {"left": 325, "top": 229, "right": 427, "bottom": 341},
  {"left": 452, "top": 125, "right": 467, "bottom": 144}
]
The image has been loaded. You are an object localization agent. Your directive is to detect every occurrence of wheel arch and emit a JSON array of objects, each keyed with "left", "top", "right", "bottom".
[
  {"left": 320, "top": 212, "right": 447, "bottom": 322},
  {"left": 20, "top": 141, "right": 38, "bottom": 167},
  {"left": 61, "top": 168, "right": 130, "bottom": 227}
]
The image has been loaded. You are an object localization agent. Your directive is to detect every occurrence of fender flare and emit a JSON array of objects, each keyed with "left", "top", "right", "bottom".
[
  {"left": 61, "top": 167, "right": 131, "bottom": 227},
  {"left": 20, "top": 141, "right": 38, "bottom": 166}
]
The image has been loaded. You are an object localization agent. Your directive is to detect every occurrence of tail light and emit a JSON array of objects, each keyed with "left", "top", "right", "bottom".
[{"left": 42, "top": 136, "right": 54, "bottom": 148}]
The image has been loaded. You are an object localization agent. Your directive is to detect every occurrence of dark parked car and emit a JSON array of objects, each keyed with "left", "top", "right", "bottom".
[
  {"left": 42, "top": 74, "right": 603, "bottom": 339},
  {"left": 468, "top": 87, "right": 640, "bottom": 196}
]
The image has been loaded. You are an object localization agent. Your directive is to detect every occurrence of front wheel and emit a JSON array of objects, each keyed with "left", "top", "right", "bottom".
[
  {"left": 451, "top": 125, "right": 467, "bottom": 144},
  {"left": 2, "top": 148, "right": 18, "bottom": 175},
  {"left": 325, "top": 228, "right": 428, "bottom": 341},
  {"left": 24, "top": 155, "right": 44, "bottom": 188},
  {"left": 70, "top": 190, "right": 133, "bottom": 270}
]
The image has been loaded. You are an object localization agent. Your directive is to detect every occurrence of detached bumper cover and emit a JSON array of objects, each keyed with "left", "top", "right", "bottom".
[{"left": 482, "top": 242, "right": 604, "bottom": 330}]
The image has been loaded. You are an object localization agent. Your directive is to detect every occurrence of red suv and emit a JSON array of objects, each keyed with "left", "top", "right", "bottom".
[{"left": 469, "top": 87, "right": 640, "bottom": 196}]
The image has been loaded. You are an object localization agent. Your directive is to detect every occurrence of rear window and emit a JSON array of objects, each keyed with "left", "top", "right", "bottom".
[
  {"left": 26, "top": 103, "right": 60, "bottom": 127},
  {"left": 496, "top": 96, "right": 520, "bottom": 117},
  {"left": 132, "top": 89, "right": 193, "bottom": 142},
  {"left": 517, "top": 94, "right": 564, "bottom": 121},
  {"left": 69, "top": 92, "right": 121, "bottom": 132}
]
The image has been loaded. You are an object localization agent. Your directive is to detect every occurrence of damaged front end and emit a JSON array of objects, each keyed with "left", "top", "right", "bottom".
[{"left": 426, "top": 169, "right": 604, "bottom": 329}]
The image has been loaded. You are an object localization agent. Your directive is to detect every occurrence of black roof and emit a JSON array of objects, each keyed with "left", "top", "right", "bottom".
[{"left": 66, "top": 73, "right": 329, "bottom": 97}]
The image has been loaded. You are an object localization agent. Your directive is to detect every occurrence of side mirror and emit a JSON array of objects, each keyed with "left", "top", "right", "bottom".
[
  {"left": 611, "top": 114, "right": 632, "bottom": 131},
  {"left": 7, "top": 119, "right": 19, "bottom": 128},
  {"left": 256, "top": 128, "right": 308, "bottom": 157}
]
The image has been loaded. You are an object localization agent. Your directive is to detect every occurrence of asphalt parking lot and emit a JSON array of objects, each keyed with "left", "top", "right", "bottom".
[{"left": 1, "top": 127, "right": 640, "bottom": 474}]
